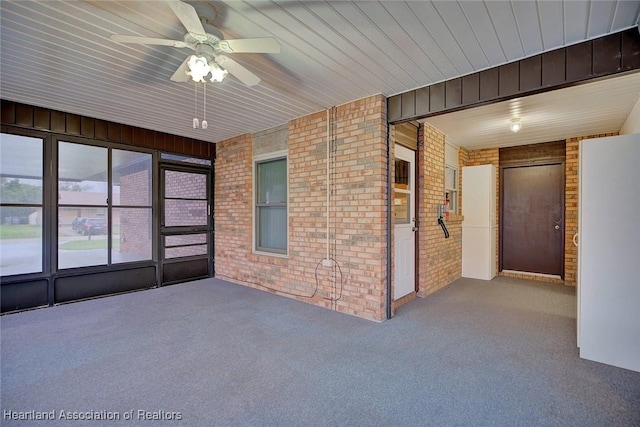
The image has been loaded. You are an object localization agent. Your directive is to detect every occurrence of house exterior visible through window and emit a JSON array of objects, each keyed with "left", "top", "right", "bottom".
[{"left": 255, "top": 152, "right": 287, "bottom": 255}]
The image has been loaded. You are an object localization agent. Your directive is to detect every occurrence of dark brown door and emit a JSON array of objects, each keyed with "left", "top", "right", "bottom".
[{"left": 501, "top": 163, "right": 564, "bottom": 276}]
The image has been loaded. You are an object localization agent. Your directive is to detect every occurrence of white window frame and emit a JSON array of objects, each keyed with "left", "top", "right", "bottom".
[
  {"left": 253, "top": 149, "right": 289, "bottom": 257},
  {"left": 445, "top": 142, "right": 459, "bottom": 215}
]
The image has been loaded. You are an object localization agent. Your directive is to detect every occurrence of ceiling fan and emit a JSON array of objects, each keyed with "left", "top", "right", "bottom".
[{"left": 110, "top": 0, "right": 280, "bottom": 86}]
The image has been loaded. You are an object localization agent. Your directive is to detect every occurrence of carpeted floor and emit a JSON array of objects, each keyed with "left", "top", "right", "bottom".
[{"left": 1, "top": 276, "right": 639, "bottom": 426}]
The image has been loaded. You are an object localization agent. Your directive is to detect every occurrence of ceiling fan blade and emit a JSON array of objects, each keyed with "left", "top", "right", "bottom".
[
  {"left": 170, "top": 56, "right": 191, "bottom": 82},
  {"left": 110, "top": 34, "right": 187, "bottom": 48},
  {"left": 167, "top": 0, "right": 206, "bottom": 35},
  {"left": 215, "top": 55, "right": 260, "bottom": 87},
  {"left": 219, "top": 38, "right": 281, "bottom": 54}
]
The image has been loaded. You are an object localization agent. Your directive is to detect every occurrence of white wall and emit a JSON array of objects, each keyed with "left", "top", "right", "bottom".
[{"left": 620, "top": 95, "right": 640, "bottom": 135}]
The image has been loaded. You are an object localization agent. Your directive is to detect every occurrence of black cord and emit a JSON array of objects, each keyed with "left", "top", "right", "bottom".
[
  {"left": 216, "top": 257, "right": 344, "bottom": 302},
  {"left": 438, "top": 216, "right": 450, "bottom": 238},
  {"left": 314, "top": 258, "right": 343, "bottom": 302},
  {"left": 216, "top": 273, "right": 317, "bottom": 299}
]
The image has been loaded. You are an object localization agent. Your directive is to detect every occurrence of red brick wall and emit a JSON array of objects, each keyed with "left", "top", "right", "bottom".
[
  {"left": 119, "top": 170, "right": 151, "bottom": 258},
  {"left": 214, "top": 96, "right": 388, "bottom": 321},
  {"left": 416, "top": 124, "right": 462, "bottom": 297}
]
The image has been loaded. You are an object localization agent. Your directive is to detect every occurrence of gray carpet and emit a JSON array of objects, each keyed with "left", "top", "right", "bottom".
[{"left": 1, "top": 276, "right": 639, "bottom": 426}]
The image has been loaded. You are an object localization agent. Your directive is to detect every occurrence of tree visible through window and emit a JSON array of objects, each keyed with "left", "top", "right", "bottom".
[{"left": 255, "top": 157, "right": 287, "bottom": 254}]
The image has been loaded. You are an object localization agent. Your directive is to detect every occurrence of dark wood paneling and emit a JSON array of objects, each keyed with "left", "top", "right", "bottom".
[
  {"left": 183, "top": 138, "right": 194, "bottom": 155},
  {"left": 566, "top": 42, "right": 593, "bottom": 81},
  {"left": 108, "top": 123, "right": 122, "bottom": 143},
  {"left": 164, "top": 134, "right": 174, "bottom": 152},
  {"left": 388, "top": 29, "right": 640, "bottom": 124},
  {"left": 445, "top": 78, "right": 462, "bottom": 108},
  {"left": 462, "top": 73, "right": 480, "bottom": 104},
  {"left": 133, "top": 128, "right": 145, "bottom": 147},
  {"left": 2, "top": 100, "right": 211, "bottom": 159},
  {"left": 415, "top": 87, "right": 429, "bottom": 115},
  {"left": 34, "top": 107, "right": 50, "bottom": 130},
  {"left": 121, "top": 125, "right": 133, "bottom": 144},
  {"left": 520, "top": 55, "right": 542, "bottom": 91},
  {"left": 593, "top": 33, "right": 621, "bottom": 75},
  {"left": 388, "top": 95, "right": 401, "bottom": 122},
  {"left": 430, "top": 82, "right": 445, "bottom": 112},
  {"left": 401, "top": 91, "right": 415, "bottom": 117},
  {"left": 499, "top": 62, "right": 519, "bottom": 96},
  {"left": 174, "top": 136, "right": 184, "bottom": 153},
  {"left": 542, "top": 49, "right": 566, "bottom": 86},
  {"left": 1, "top": 101, "right": 16, "bottom": 124},
  {"left": 66, "top": 114, "right": 81, "bottom": 135},
  {"left": 15, "top": 104, "right": 34, "bottom": 127},
  {"left": 81, "top": 117, "right": 95, "bottom": 138},
  {"left": 622, "top": 29, "right": 640, "bottom": 70},
  {"left": 94, "top": 119, "right": 108, "bottom": 140},
  {"left": 51, "top": 110, "right": 65, "bottom": 132},
  {"left": 144, "top": 129, "right": 155, "bottom": 148},
  {"left": 479, "top": 68, "right": 499, "bottom": 101},
  {"left": 500, "top": 141, "right": 566, "bottom": 166}
]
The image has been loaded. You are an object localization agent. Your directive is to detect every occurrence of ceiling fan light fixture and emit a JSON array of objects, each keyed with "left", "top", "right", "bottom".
[
  {"left": 209, "top": 64, "right": 228, "bottom": 82},
  {"left": 187, "top": 55, "right": 210, "bottom": 82},
  {"left": 510, "top": 118, "right": 522, "bottom": 133}
]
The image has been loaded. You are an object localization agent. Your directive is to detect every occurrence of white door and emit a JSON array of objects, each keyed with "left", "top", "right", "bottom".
[
  {"left": 394, "top": 144, "right": 416, "bottom": 299},
  {"left": 578, "top": 134, "right": 640, "bottom": 372}
]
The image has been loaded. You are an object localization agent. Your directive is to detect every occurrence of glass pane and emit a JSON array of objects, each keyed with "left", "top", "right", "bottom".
[
  {"left": 257, "top": 206, "right": 287, "bottom": 252},
  {"left": 113, "top": 150, "right": 152, "bottom": 206},
  {"left": 113, "top": 207, "right": 152, "bottom": 263},
  {"left": 258, "top": 159, "right": 286, "bottom": 204},
  {"left": 445, "top": 166, "right": 457, "bottom": 190},
  {"left": 164, "top": 200, "right": 207, "bottom": 227},
  {"left": 164, "top": 170, "right": 206, "bottom": 199},
  {"left": 0, "top": 207, "right": 43, "bottom": 275},
  {"left": 165, "top": 244, "right": 207, "bottom": 259},
  {"left": 58, "top": 209, "right": 108, "bottom": 269},
  {"left": 165, "top": 234, "right": 207, "bottom": 247},
  {"left": 0, "top": 134, "right": 43, "bottom": 204},
  {"left": 395, "top": 159, "right": 409, "bottom": 190},
  {"left": 394, "top": 193, "right": 410, "bottom": 224},
  {"left": 59, "top": 142, "right": 108, "bottom": 205}
]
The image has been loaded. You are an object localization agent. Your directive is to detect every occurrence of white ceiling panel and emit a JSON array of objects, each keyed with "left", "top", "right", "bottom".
[
  {"left": 511, "top": 0, "right": 544, "bottom": 56},
  {"left": 1, "top": 0, "right": 639, "bottom": 147},
  {"left": 458, "top": 1, "right": 507, "bottom": 65},
  {"left": 538, "top": 1, "right": 566, "bottom": 49},
  {"left": 588, "top": 0, "right": 618, "bottom": 37},
  {"left": 423, "top": 72, "right": 640, "bottom": 149},
  {"left": 564, "top": 1, "right": 590, "bottom": 44}
]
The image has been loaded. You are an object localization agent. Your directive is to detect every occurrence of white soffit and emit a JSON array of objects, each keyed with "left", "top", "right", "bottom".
[{"left": 423, "top": 72, "right": 640, "bottom": 149}]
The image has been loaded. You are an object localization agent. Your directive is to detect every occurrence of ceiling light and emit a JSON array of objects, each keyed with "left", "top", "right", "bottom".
[
  {"left": 209, "top": 63, "right": 228, "bottom": 83},
  {"left": 510, "top": 118, "right": 522, "bottom": 133},
  {"left": 187, "top": 55, "right": 211, "bottom": 82}
]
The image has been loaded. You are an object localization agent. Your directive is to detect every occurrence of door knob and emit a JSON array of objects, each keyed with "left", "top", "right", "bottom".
[{"left": 554, "top": 225, "right": 560, "bottom": 230}]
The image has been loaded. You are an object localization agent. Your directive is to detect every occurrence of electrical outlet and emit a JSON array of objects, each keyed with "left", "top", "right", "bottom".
[{"left": 322, "top": 259, "right": 332, "bottom": 267}]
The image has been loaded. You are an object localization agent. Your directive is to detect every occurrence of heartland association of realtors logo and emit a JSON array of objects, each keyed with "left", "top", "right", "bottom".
[{"left": 3, "top": 409, "right": 183, "bottom": 421}]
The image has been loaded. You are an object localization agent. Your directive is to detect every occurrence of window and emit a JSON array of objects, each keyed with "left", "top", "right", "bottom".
[
  {"left": 394, "top": 158, "right": 411, "bottom": 224},
  {"left": 112, "top": 149, "right": 153, "bottom": 263},
  {"left": 445, "top": 143, "right": 459, "bottom": 215},
  {"left": 0, "top": 133, "right": 44, "bottom": 276},
  {"left": 58, "top": 142, "right": 153, "bottom": 269},
  {"left": 255, "top": 154, "right": 287, "bottom": 254}
]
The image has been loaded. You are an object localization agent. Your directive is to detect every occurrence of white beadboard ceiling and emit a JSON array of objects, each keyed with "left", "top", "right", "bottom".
[{"left": 1, "top": 0, "right": 639, "bottom": 148}]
